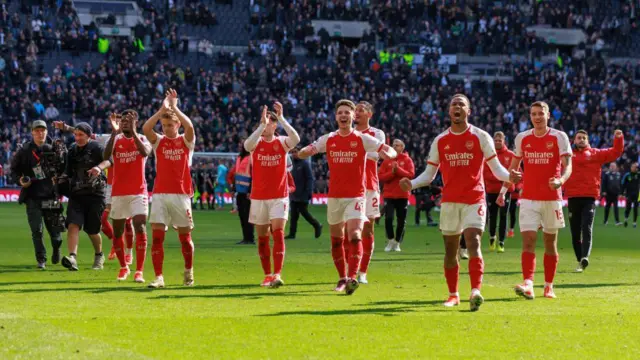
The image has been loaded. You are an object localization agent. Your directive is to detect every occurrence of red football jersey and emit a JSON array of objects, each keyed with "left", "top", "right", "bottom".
[
  {"left": 514, "top": 128, "right": 572, "bottom": 201},
  {"left": 428, "top": 125, "right": 497, "bottom": 204},
  {"left": 111, "top": 133, "right": 149, "bottom": 196},
  {"left": 360, "top": 126, "right": 385, "bottom": 192},
  {"left": 311, "top": 130, "right": 383, "bottom": 198},
  {"left": 484, "top": 147, "right": 515, "bottom": 193},
  {"left": 250, "top": 136, "right": 291, "bottom": 200},
  {"left": 152, "top": 134, "right": 194, "bottom": 195}
]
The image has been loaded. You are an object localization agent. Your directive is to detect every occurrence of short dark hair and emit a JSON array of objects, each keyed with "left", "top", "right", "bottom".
[
  {"left": 335, "top": 99, "right": 356, "bottom": 112},
  {"left": 576, "top": 129, "right": 588, "bottom": 136},
  {"left": 450, "top": 93, "right": 470, "bottom": 107},
  {"left": 357, "top": 101, "right": 374, "bottom": 114},
  {"left": 530, "top": 101, "right": 550, "bottom": 113}
]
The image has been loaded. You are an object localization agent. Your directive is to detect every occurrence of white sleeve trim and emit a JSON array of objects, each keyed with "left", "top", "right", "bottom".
[
  {"left": 410, "top": 164, "right": 438, "bottom": 189},
  {"left": 486, "top": 157, "right": 510, "bottom": 182}
]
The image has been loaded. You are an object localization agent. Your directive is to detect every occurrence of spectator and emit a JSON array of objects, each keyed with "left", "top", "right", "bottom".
[{"left": 44, "top": 103, "right": 60, "bottom": 120}]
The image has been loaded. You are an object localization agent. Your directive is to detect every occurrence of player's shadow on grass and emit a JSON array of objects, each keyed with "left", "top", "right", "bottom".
[
  {"left": 257, "top": 306, "right": 420, "bottom": 317},
  {"left": 150, "top": 289, "right": 327, "bottom": 300},
  {"left": 0, "top": 265, "right": 66, "bottom": 273},
  {"left": 0, "top": 279, "right": 105, "bottom": 287},
  {"left": 556, "top": 282, "right": 639, "bottom": 289}
]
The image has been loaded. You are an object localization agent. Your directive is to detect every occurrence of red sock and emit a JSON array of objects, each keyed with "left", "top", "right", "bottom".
[
  {"left": 113, "top": 235, "right": 126, "bottom": 267},
  {"left": 135, "top": 232, "right": 147, "bottom": 272},
  {"left": 330, "top": 236, "right": 347, "bottom": 278},
  {"left": 522, "top": 251, "right": 536, "bottom": 282},
  {"left": 179, "top": 233, "right": 194, "bottom": 270},
  {"left": 272, "top": 229, "right": 285, "bottom": 275},
  {"left": 151, "top": 229, "right": 165, "bottom": 276},
  {"left": 101, "top": 210, "right": 113, "bottom": 240},
  {"left": 347, "top": 240, "right": 363, "bottom": 279},
  {"left": 544, "top": 253, "right": 559, "bottom": 284},
  {"left": 343, "top": 235, "right": 350, "bottom": 261},
  {"left": 125, "top": 219, "right": 134, "bottom": 249},
  {"left": 444, "top": 265, "right": 459, "bottom": 294},
  {"left": 469, "top": 257, "right": 484, "bottom": 290},
  {"left": 258, "top": 236, "right": 271, "bottom": 275},
  {"left": 360, "top": 235, "right": 374, "bottom": 274}
]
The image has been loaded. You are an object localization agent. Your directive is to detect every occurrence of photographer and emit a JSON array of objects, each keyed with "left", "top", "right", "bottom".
[
  {"left": 59, "top": 122, "right": 111, "bottom": 271},
  {"left": 9, "top": 120, "right": 63, "bottom": 269}
]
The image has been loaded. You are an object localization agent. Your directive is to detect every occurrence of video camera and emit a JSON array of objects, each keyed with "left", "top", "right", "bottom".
[{"left": 41, "top": 138, "right": 67, "bottom": 179}]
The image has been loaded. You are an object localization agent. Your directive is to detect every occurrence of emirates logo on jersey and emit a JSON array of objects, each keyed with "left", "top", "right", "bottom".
[
  {"left": 465, "top": 141, "right": 474, "bottom": 150},
  {"left": 329, "top": 150, "right": 358, "bottom": 164},
  {"left": 445, "top": 152, "right": 474, "bottom": 167},
  {"left": 524, "top": 151, "right": 553, "bottom": 165},
  {"left": 546, "top": 142, "right": 554, "bottom": 149},
  {"left": 115, "top": 150, "right": 140, "bottom": 164},
  {"left": 350, "top": 141, "right": 358, "bottom": 148},
  {"left": 257, "top": 153, "right": 282, "bottom": 167},
  {"left": 162, "top": 147, "right": 185, "bottom": 161}
]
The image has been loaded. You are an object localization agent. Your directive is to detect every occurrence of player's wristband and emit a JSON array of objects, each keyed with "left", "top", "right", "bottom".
[{"left": 499, "top": 186, "right": 508, "bottom": 195}]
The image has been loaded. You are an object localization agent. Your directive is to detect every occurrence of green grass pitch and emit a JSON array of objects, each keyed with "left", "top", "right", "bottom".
[{"left": 1, "top": 202, "right": 639, "bottom": 359}]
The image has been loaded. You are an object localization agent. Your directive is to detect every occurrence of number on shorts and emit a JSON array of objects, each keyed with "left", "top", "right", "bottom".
[
  {"left": 555, "top": 209, "right": 563, "bottom": 221},
  {"left": 372, "top": 197, "right": 379, "bottom": 208},
  {"left": 355, "top": 201, "right": 362, "bottom": 211},
  {"left": 477, "top": 204, "right": 485, "bottom": 217}
]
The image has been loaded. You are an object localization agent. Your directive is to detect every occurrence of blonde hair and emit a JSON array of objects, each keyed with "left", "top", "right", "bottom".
[
  {"left": 494, "top": 131, "right": 505, "bottom": 139},
  {"left": 335, "top": 99, "right": 356, "bottom": 112},
  {"left": 530, "top": 101, "right": 550, "bottom": 113}
]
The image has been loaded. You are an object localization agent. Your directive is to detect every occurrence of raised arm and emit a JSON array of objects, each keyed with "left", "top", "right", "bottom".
[
  {"left": 103, "top": 114, "right": 119, "bottom": 160},
  {"left": 594, "top": 130, "right": 624, "bottom": 164},
  {"left": 273, "top": 101, "right": 300, "bottom": 149},
  {"left": 167, "top": 89, "right": 195, "bottom": 144},
  {"left": 244, "top": 106, "right": 267, "bottom": 152},
  {"left": 142, "top": 107, "right": 165, "bottom": 145}
]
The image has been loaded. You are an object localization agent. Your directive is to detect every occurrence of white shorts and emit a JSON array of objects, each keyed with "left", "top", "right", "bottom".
[
  {"left": 440, "top": 202, "right": 486, "bottom": 236},
  {"left": 519, "top": 199, "right": 565, "bottom": 233},
  {"left": 150, "top": 194, "right": 194, "bottom": 229},
  {"left": 365, "top": 190, "right": 381, "bottom": 220},
  {"left": 110, "top": 195, "right": 148, "bottom": 220},
  {"left": 327, "top": 197, "right": 367, "bottom": 225},
  {"left": 105, "top": 185, "right": 112, "bottom": 205},
  {"left": 249, "top": 197, "right": 289, "bottom": 225}
]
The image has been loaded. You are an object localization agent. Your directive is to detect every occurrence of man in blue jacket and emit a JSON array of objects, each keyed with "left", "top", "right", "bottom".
[{"left": 286, "top": 148, "right": 322, "bottom": 239}]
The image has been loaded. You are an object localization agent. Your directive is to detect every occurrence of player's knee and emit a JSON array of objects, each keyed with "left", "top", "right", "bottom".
[{"left": 542, "top": 228, "right": 559, "bottom": 236}]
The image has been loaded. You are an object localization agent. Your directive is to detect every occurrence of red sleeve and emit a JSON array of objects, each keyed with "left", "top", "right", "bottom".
[
  {"left": 227, "top": 165, "right": 236, "bottom": 184},
  {"left": 395, "top": 156, "right": 415, "bottom": 178},
  {"left": 378, "top": 160, "right": 394, "bottom": 182},
  {"left": 594, "top": 136, "right": 624, "bottom": 164}
]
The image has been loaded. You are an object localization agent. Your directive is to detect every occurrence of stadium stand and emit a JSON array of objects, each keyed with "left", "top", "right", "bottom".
[{"left": 1, "top": 0, "right": 639, "bottom": 195}]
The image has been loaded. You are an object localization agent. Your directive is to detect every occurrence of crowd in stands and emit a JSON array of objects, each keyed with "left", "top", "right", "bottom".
[{"left": 1, "top": 0, "right": 640, "bottom": 194}]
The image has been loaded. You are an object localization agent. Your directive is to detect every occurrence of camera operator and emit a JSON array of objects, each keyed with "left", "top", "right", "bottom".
[
  {"left": 9, "top": 120, "right": 63, "bottom": 269},
  {"left": 59, "top": 122, "right": 112, "bottom": 271}
]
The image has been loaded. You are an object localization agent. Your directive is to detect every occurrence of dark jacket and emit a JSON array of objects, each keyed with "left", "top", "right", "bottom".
[
  {"left": 290, "top": 157, "right": 313, "bottom": 202},
  {"left": 10, "top": 141, "right": 56, "bottom": 203},
  {"left": 64, "top": 140, "right": 106, "bottom": 197},
  {"left": 601, "top": 170, "right": 622, "bottom": 195},
  {"left": 622, "top": 171, "right": 640, "bottom": 196}
]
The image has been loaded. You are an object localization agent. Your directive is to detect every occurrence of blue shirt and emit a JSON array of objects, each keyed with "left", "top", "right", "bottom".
[{"left": 217, "top": 164, "right": 228, "bottom": 186}]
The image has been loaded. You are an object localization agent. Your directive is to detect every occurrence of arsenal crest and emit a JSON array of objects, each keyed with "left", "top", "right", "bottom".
[
  {"left": 465, "top": 141, "right": 474, "bottom": 150},
  {"left": 546, "top": 141, "right": 554, "bottom": 149},
  {"left": 273, "top": 143, "right": 280, "bottom": 151},
  {"left": 350, "top": 141, "right": 357, "bottom": 148}
]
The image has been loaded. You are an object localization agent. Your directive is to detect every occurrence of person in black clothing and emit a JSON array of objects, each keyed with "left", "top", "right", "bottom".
[
  {"left": 622, "top": 162, "right": 640, "bottom": 227},
  {"left": 414, "top": 173, "right": 441, "bottom": 227},
  {"left": 232, "top": 145, "right": 255, "bottom": 245},
  {"left": 58, "top": 122, "right": 112, "bottom": 271},
  {"left": 205, "top": 164, "right": 215, "bottom": 210},
  {"left": 10, "top": 120, "right": 63, "bottom": 269},
  {"left": 193, "top": 163, "right": 206, "bottom": 210},
  {"left": 286, "top": 148, "right": 322, "bottom": 239},
  {"left": 602, "top": 162, "right": 622, "bottom": 225}
]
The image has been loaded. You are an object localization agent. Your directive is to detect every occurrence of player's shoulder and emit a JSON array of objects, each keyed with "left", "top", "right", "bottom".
[
  {"left": 549, "top": 128, "right": 570, "bottom": 140},
  {"left": 433, "top": 128, "right": 452, "bottom": 143},
  {"left": 469, "top": 125, "right": 492, "bottom": 140},
  {"left": 515, "top": 129, "right": 533, "bottom": 141}
]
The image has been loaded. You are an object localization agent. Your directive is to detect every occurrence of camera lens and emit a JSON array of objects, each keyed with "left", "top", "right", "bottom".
[{"left": 23, "top": 176, "right": 31, "bottom": 183}]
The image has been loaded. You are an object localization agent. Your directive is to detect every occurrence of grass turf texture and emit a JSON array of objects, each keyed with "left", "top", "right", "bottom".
[{"left": 0, "top": 202, "right": 639, "bottom": 359}]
